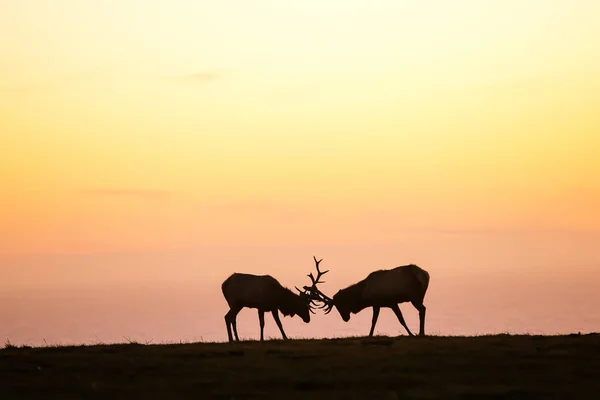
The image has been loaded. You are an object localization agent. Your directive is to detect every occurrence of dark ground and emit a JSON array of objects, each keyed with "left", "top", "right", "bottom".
[{"left": 1, "top": 334, "right": 598, "bottom": 399}]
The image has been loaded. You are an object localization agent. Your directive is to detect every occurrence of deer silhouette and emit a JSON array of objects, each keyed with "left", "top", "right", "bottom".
[
  {"left": 221, "top": 256, "right": 327, "bottom": 342},
  {"left": 314, "top": 263, "right": 430, "bottom": 336}
]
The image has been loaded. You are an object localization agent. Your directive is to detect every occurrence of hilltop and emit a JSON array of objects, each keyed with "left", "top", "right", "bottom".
[{"left": 1, "top": 334, "right": 598, "bottom": 399}]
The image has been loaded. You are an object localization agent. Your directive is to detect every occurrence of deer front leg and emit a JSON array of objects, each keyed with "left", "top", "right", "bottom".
[
  {"left": 258, "top": 310, "right": 265, "bottom": 341},
  {"left": 391, "top": 304, "right": 414, "bottom": 336},
  {"left": 225, "top": 306, "right": 241, "bottom": 342},
  {"left": 224, "top": 310, "right": 233, "bottom": 342},
  {"left": 271, "top": 310, "right": 288, "bottom": 340},
  {"left": 231, "top": 308, "right": 241, "bottom": 341},
  {"left": 369, "top": 306, "right": 380, "bottom": 337}
]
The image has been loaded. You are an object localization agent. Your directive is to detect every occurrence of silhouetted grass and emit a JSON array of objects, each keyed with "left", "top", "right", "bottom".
[{"left": 1, "top": 334, "right": 598, "bottom": 399}]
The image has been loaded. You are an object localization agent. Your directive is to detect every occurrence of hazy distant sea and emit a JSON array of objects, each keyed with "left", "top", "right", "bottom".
[
  {"left": 2, "top": 276, "right": 598, "bottom": 346},
  {"left": 3, "top": 238, "right": 599, "bottom": 346}
]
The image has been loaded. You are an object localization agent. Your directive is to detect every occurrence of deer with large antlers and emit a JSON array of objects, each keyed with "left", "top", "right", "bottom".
[
  {"left": 313, "top": 264, "right": 430, "bottom": 337},
  {"left": 221, "top": 256, "right": 327, "bottom": 342}
]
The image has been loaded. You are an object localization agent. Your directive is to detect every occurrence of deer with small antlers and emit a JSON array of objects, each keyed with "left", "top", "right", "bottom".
[
  {"left": 221, "top": 256, "right": 328, "bottom": 342},
  {"left": 313, "top": 263, "right": 430, "bottom": 337}
]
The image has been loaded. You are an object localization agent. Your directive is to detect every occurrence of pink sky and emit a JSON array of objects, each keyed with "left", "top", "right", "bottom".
[
  {"left": 2, "top": 232, "right": 599, "bottom": 344},
  {"left": 1, "top": 1, "right": 599, "bottom": 343}
]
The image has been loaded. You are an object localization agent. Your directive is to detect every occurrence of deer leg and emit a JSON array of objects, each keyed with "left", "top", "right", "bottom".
[
  {"left": 369, "top": 306, "right": 380, "bottom": 337},
  {"left": 232, "top": 320, "right": 240, "bottom": 342},
  {"left": 224, "top": 309, "right": 234, "bottom": 342},
  {"left": 258, "top": 310, "right": 265, "bottom": 341},
  {"left": 225, "top": 306, "right": 242, "bottom": 342},
  {"left": 412, "top": 301, "right": 426, "bottom": 336},
  {"left": 271, "top": 310, "right": 288, "bottom": 340},
  {"left": 228, "top": 307, "right": 241, "bottom": 341},
  {"left": 391, "top": 304, "right": 414, "bottom": 336}
]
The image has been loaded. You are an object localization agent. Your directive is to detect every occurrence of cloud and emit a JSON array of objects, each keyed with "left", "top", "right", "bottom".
[
  {"left": 195, "top": 201, "right": 307, "bottom": 219},
  {"left": 1, "top": 65, "right": 112, "bottom": 94},
  {"left": 80, "top": 189, "right": 172, "bottom": 200},
  {"left": 178, "top": 71, "right": 220, "bottom": 83},
  {"left": 1, "top": 82, "right": 54, "bottom": 94}
]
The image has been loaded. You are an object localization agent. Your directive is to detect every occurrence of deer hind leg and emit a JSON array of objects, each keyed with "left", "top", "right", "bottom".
[
  {"left": 258, "top": 310, "right": 265, "bottom": 341},
  {"left": 271, "top": 310, "right": 288, "bottom": 340},
  {"left": 391, "top": 304, "right": 414, "bottom": 336},
  {"left": 369, "top": 306, "right": 380, "bottom": 337},
  {"left": 411, "top": 300, "right": 426, "bottom": 336}
]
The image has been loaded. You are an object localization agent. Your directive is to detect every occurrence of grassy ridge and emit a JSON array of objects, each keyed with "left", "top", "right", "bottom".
[{"left": 1, "top": 334, "right": 598, "bottom": 399}]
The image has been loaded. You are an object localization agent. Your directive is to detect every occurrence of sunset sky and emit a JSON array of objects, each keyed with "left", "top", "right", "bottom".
[{"left": 1, "top": 1, "right": 599, "bottom": 342}]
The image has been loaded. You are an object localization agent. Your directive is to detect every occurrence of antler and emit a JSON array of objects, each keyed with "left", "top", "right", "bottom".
[
  {"left": 308, "top": 256, "right": 328, "bottom": 286},
  {"left": 295, "top": 256, "right": 334, "bottom": 313},
  {"left": 319, "top": 296, "right": 334, "bottom": 314}
]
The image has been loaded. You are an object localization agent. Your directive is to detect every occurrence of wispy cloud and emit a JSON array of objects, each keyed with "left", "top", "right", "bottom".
[
  {"left": 196, "top": 201, "right": 307, "bottom": 219},
  {"left": 1, "top": 82, "right": 55, "bottom": 94},
  {"left": 176, "top": 70, "right": 221, "bottom": 83},
  {"left": 80, "top": 188, "right": 172, "bottom": 200},
  {"left": 1, "top": 65, "right": 112, "bottom": 94}
]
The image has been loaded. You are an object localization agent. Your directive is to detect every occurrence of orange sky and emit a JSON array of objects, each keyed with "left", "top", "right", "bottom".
[{"left": 1, "top": 1, "right": 599, "bottom": 285}]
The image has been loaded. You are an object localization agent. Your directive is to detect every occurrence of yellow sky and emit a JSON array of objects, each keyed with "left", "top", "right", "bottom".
[{"left": 1, "top": 0, "right": 599, "bottom": 254}]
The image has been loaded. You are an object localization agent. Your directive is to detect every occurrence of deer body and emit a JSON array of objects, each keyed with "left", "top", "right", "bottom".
[
  {"left": 361, "top": 265, "right": 429, "bottom": 304},
  {"left": 222, "top": 267, "right": 322, "bottom": 342},
  {"left": 321, "top": 264, "right": 430, "bottom": 336}
]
